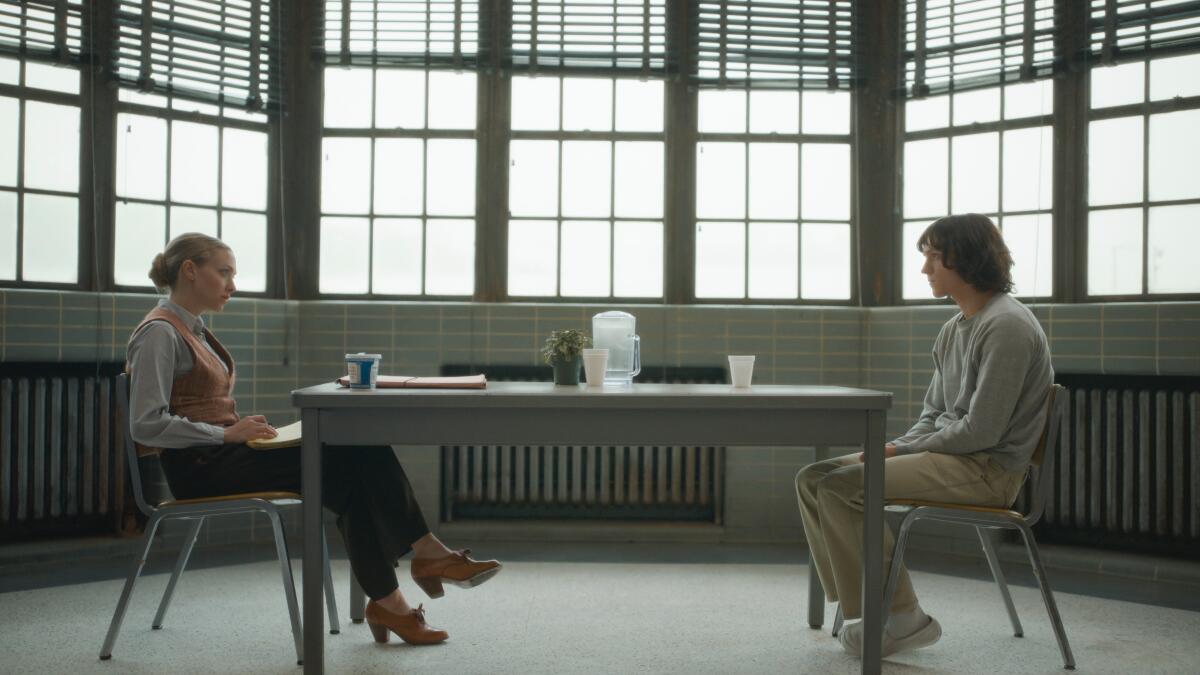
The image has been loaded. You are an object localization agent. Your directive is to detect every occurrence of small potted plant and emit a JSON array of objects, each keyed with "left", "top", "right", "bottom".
[{"left": 541, "top": 329, "right": 590, "bottom": 385}]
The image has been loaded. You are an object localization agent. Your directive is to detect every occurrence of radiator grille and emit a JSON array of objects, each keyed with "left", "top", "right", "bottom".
[
  {"left": 1, "top": 363, "right": 128, "bottom": 540},
  {"left": 439, "top": 365, "right": 726, "bottom": 522},
  {"left": 1019, "top": 374, "right": 1200, "bottom": 557}
]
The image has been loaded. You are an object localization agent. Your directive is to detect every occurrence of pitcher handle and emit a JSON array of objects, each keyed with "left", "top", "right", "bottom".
[{"left": 630, "top": 334, "right": 641, "bottom": 379}]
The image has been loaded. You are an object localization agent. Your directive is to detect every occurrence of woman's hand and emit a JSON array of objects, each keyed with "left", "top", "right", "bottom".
[
  {"left": 224, "top": 415, "right": 278, "bottom": 444},
  {"left": 858, "top": 443, "right": 898, "bottom": 463}
]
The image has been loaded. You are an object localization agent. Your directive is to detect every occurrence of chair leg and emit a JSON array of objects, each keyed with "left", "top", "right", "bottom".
[
  {"left": 322, "top": 527, "right": 340, "bottom": 635},
  {"left": 1018, "top": 523, "right": 1076, "bottom": 670},
  {"left": 267, "top": 510, "right": 304, "bottom": 665},
  {"left": 99, "top": 513, "right": 164, "bottom": 660},
  {"left": 152, "top": 517, "right": 205, "bottom": 630},
  {"left": 977, "top": 526, "right": 1023, "bottom": 637},
  {"left": 349, "top": 572, "right": 366, "bottom": 624},
  {"left": 832, "top": 604, "right": 844, "bottom": 637}
]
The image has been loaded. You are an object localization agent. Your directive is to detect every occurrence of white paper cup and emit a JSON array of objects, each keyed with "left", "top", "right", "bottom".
[
  {"left": 582, "top": 348, "right": 609, "bottom": 387},
  {"left": 728, "top": 355, "right": 755, "bottom": 388}
]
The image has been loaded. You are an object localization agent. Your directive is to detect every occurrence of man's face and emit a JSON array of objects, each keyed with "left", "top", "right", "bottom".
[{"left": 920, "top": 246, "right": 964, "bottom": 299}]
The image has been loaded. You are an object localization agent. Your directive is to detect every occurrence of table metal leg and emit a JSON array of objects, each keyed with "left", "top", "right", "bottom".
[
  {"left": 861, "top": 410, "right": 886, "bottom": 675},
  {"left": 350, "top": 572, "right": 366, "bottom": 623},
  {"left": 807, "top": 445, "right": 833, "bottom": 629},
  {"left": 302, "top": 409, "right": 324, "bottom": 673}
]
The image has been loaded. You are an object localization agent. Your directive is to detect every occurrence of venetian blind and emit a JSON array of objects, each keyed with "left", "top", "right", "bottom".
[
  {"left": 509, "top": 0, "right": 669, "bottom": 76},
  {"left": 320, "top": 0, "right": 483, "bottom": 69},
  {"left": 1089, "top": 0, "right": 1200, "bottom": 63},
  {"left": 0, "top": 0, "right": 84, "bottom": 65}
]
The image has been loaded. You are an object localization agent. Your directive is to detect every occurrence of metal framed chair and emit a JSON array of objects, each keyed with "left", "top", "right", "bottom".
[
  {"left": 100, "top": 374, "right": 340, "bottom": 665},
  {"left": 832, "top": 384, "right": 1075, "bottom": 670}
]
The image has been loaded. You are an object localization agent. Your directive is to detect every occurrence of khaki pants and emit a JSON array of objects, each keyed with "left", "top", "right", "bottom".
[{"left": 795, "top": 450, "right": 1026, "bottom": 620}]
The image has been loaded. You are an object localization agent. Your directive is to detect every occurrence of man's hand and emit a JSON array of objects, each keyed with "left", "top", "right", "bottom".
[
  {"left": 858, "top": 442, "right": 898, "bottom": 463},
  {"left": 224, "top": 415, "right": 278, "bottom": 444}
]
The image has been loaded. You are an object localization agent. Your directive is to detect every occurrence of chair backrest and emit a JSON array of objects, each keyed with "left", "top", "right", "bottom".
[
  {"left": 116, "top": 373, "right": 158, "bottom": 518},
  {"left": 1024, "top": 383, "right": 1067, "bottom": 525}
]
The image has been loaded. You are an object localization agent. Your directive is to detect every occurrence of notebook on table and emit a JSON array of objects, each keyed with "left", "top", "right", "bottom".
[{"left": 335, "top": 374, "right": 488, "bottom": 389}]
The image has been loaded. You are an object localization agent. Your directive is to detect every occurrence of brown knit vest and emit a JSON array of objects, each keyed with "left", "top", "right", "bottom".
[{"left": 126, "top": 307, "right": 239, "bottom": 457}]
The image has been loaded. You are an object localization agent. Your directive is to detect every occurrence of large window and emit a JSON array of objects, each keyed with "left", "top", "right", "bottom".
[
  {"left": 1086, "top": 53, "right": 1200, "bottom": 297},
  {"left": 693, "top": 88, "right": 853, "bottom": 301},
  {"left": 319, "top": 67, "right": 476, "bottom": 296},
  {"left": 507, "top": 76, "right": 664, "bottom": 299},
  {"left": 113, "top": 91, "right": 269, "bottom": 292},
  {"left": 0, "top": 57, "right": 81, "bottom": 285}
]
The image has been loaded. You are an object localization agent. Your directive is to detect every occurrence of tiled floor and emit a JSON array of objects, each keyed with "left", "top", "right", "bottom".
[{"left": 2, "top": 543, "right": 1198, "bottom": 674}]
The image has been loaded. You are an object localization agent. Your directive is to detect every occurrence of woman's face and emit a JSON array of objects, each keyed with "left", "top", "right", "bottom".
[{"left": 181, "top": 248, "right": 237, "bottom": 312}]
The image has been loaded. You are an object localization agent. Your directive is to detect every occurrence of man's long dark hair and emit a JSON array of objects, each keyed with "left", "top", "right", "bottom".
[{"left": 917, "top": 214, "right": 1014, "bottom": 294}]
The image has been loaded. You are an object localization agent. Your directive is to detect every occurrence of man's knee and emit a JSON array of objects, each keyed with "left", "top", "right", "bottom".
[
  {"left": 815, "top": 464, "right": 862, "bottom": 504},
  {"left": 796, "top": 462, "right": 826, "bottom": 496}
]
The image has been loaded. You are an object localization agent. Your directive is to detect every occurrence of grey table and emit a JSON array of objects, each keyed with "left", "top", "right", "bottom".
[{"left": 293, "top": 381, "right": 891, "bottom": 674}]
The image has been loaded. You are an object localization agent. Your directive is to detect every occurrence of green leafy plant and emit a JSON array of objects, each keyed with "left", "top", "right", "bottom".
[{"left": 541, "top": 329, "right": 590, "bottom": 365}]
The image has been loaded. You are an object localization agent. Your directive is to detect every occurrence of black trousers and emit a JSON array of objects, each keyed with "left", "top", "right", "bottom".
[{"left": 160, "top": 443, "right": 430, "bottom": 600}]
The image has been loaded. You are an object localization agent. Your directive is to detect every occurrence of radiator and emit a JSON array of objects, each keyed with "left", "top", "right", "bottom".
[
  {"left": 0, "top": 363, "right": 129, "bottom": 540},
  {"left": 439, "top": 365, "right": 727, "bottom": 522},
  {"left": 1018, "top": 374, "right": 1200, "bottom": 556}
]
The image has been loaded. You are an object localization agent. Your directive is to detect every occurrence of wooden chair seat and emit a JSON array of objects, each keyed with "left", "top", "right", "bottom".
[{"left": 157, "top": 491, "right": 302, "bottom": 508}]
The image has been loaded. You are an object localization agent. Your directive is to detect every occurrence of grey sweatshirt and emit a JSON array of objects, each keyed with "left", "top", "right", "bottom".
[{"left": 891, "top": 293, "right": 1053, "bottom": 473}]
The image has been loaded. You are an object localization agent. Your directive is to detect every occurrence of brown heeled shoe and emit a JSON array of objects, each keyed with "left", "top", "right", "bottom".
[
  {"left": 410, "top": 548, "right": 502, "bottom": 599},
  {"left": 364, "top": 601, "right": 448, "bottom": 645}
]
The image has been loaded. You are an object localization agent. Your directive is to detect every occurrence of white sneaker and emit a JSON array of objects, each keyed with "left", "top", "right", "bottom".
[{"left": 838, "top": 616, "right": 942, "bottom": 658}]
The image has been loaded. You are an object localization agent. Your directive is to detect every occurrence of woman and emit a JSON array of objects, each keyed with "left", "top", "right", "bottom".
[{"left": 126, "top": 232, "right": 500, "bottom": 646}]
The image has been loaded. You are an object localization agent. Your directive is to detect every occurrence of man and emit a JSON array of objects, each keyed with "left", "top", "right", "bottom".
[{"left": 795, "top": 213, "right": 1053, "bottom": 658}]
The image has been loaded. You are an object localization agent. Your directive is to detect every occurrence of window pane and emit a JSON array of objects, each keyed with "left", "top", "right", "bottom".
[
  {"left": 1091, "top": 61, "right": 1144, "bottom": 108},
  {"left": 1150, "top": 53, "right": 1200, "bottom": 101},
  {"left": 1148, "top": 110, "right": 1200, "bottom": 202},
  {"left": 904, "top": 138, "right": 948, "bottom": 219},
  {"left": 615, "top": 79, "right": 662, "bottom": 132},
  {"left": 171, "top": 98, "right": 219, "bottom": 116},
  {"left": 0, "top": 97, "right": 16, "bottom": 187},
  {"left": 1004, "top": 79, "right": 1053, "bottom": 119},
  {"left": 953, "top": 87, "right": 1000, "bottom": 126},
  {"left": 321, "top": 137, "right": 371, "bottom": 214},
  {"left": 24, "top": 62, "right": 78, "bottom": 94},
  {"left": 560, "top": 220, "right": 610, "bottom": 296},
  {"left": 509, "top": 140, "right": 558, "bottom": 217},
  {"left": 1002, "top": 213, "right": 1053, "bottom": 297},
  {"left": 319, "top": 216, "right": 369, "bottom": 293},
  {"left": 222, "top": 128, "right": 267, "bottom": 211},
  {"left": 562, "top": 78, "right": 612, "bottom": 132},
  {"left": 424, "top": 218, "right": 474, "bottom": 295},
  {"left": 951, "top": 132, "right": 999, "bottom": 214},
  {"left": 324, "top": 68, "right": 373, "bottom": 128},
  {"left": 902, "top": 220, "right": 931, "bottom": 300},
  {"left": 426, "top": 139, "right": 475, "bottom": 216},
  {"left": 801, "top": 222, "right": 851, "bottom": 300},
  {"left": 1002, "top": 126, "right": 1053, "bottom": 212},
  {"left": 749, "top": 143, "right": 797, "bottom": 220},
  {"left": 613, "top": 221, "right": 662, "bottom": 297},
  {"left": 696, "top": 142, "right": 745, "bottom": 219},
  {"left": 24, "top": 101, "right": 78, "bottom": 192},
  {"left": 803, "top": 90, "right": 851, "bottom": 134},
  {"left": 561, "top": 141, "right": 611, "bottom": 217},
  {"left": 905, "top": 95, "right": 949, "bottom": 132},
  {"left": 221, "top": 211, "right": 266, "bottom": 292},
  {"left": 114, "top": 202, "right": 164, "bottom": 286},
  {"left": 508, "top": 219, "right": 558, "bottom": 296},
  {"left": 427, "top": 71, "right": 475, "bottom": 129},
  {"left": 695, "top": 221, "right": 745, "bottom": 298},
  {"left": 802, "top": 143, "right": 850, "bottom": 220},
  {"left": 171, "top": 121, "right": 219, "bottom": 205},
  {"left": 373, "top": 218, "right": 423, "bottom": 294},
  {"left": 0, "top": 57, "right": 16, "bottom": 84},
  {"left": 1088, "top": 117, "right": 1143, "bottom": 206},
  {"left": 613, "top": 141, "right": 662, "bottom": 218},
  {"left": 22, "top": 193, "right": 77, "bottom": 283},
  {"left": 698, "top": 90, "right": 746, "bottom": 133},
  {"left": 170, "top": 206, "right": 217, "bottom": 240},
  {"left": 512, "top": 76, "right": 560, "bottom": 131},
  {"left": 0, "top": 190, "right": 15, "bottom": 279},
  {"left": 375, "top": 69, "right": 425, "bottom": 129},
  {"left": 374, "top": 138, "right": 424, "bottom": 215},
  {"left": 749, "top": 91, "right": 798, "bottom": 134},
  {"left": 748, "top": 221, "right": 797, "bottom": 299},
  {"left": 116, "top": 113, "right": 166, "bottom": 200},
  {"left": 1088, "top": 208, "right": 1142, "bottom": 295},
  {"left": 1148, "top": 204, "right": 1200, "bottom": 293}
]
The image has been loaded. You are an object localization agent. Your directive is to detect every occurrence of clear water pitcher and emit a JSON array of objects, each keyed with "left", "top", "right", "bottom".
[{"left": 591, "top": 310, "right": 641, "bottom": 386}]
